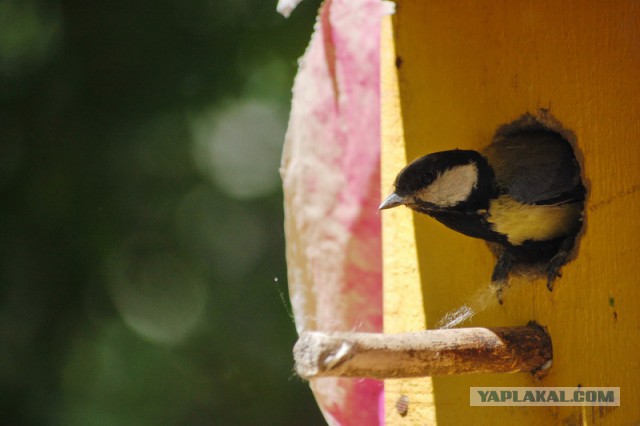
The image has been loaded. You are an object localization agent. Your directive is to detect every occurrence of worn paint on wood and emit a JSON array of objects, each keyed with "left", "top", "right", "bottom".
[
  {"left": 381, "top": 1, "right": 640, "bottom": 424},
  {"left": 294, "top": 327, "right": 552, "bottom": 379}
]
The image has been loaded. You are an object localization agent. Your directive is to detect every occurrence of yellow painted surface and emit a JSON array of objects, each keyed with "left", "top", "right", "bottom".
[
  {"left": 381, "top": 17, "right": 436, "bottom": 424},
  {"left": 381, "top": 1, "right": 640, "bottom": 425}
]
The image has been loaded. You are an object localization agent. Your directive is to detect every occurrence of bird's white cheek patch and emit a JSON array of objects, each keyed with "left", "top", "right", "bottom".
[{"left": 416, "top": 163, "right": 478, "bottom": 207}]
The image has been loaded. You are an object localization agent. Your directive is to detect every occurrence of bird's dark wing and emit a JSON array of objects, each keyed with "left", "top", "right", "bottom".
[{"left": 482, "top": 130, "right": 585, "bottom": 205}]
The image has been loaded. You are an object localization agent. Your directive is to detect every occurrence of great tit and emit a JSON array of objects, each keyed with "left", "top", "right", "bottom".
[{"left": 380, "top": 126, "right": 585, "bottom": 303}]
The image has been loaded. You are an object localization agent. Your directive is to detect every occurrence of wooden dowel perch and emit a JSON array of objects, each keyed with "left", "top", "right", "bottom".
[{"left": 294, "top": 324, "right": 552, "bottom": 379}]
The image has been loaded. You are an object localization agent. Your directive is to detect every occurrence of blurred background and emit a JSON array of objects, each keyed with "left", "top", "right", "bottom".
[{"left": 0, "top": 0, "right": 325, "bottom": 424}]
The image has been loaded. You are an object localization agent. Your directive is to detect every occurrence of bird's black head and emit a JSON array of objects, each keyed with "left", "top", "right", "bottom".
[{"left": 380, "top": 149, "right": 494, "bottom": 213}]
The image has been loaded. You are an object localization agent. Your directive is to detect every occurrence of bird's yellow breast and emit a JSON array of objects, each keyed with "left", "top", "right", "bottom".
[{"left": 487, "top": 195, "right": 583, "bottom": 245}]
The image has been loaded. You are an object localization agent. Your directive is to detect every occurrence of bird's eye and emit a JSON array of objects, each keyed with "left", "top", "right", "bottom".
[{"left": 420, "top": 173, "right": 434, "bottom": 186}]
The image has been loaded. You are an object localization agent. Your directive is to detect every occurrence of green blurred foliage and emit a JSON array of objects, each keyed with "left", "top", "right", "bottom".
[{"left": 0, "top": 0, "right": 325, "bottom": 424}]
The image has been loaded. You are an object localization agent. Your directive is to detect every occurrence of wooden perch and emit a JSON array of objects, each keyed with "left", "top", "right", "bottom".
[{"left": 294, "top": 324, "right": 552, "bottom": 379}]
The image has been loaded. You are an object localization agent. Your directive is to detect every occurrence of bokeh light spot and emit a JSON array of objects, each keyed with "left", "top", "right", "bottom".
[
  {"left": 106, "top": 238, "right": 207, "bottom": 345},
  {"left": 175, "top": 184, "right": 267, "bottom": 281},
  {"left": 190, "top": 99, "right": 286, "bottom": 199},
  {"left": 0, "top": 0, "right": 62, "bottom": 75}
]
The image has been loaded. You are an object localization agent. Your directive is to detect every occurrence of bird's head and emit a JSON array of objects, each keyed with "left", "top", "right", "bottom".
[{"left": 380, "top": 149, "right": 491, "bottom": 214}]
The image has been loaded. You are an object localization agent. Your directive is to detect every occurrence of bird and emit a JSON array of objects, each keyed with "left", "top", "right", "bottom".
[{"left": 379, "top": 125, "right": 585, "bottom": 303}]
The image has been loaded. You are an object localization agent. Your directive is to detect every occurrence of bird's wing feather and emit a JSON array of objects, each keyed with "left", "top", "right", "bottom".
[{"left": 482, "top": 131, "right": 585, "bottom": 205}]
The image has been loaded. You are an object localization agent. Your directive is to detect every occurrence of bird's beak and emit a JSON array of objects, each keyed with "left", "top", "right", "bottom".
[{"left": 379, "top": 193, "right": 405, "bottom": 210}]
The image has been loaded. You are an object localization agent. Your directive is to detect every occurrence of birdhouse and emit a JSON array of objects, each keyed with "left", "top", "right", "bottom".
[{"left": 381, "top": 1, "right": 639, "bottom": 424}]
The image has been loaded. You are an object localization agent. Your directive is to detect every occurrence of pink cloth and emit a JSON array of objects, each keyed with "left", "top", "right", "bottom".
[{"left": 280, "top": 0, "right": 391, "bottom": 424}]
